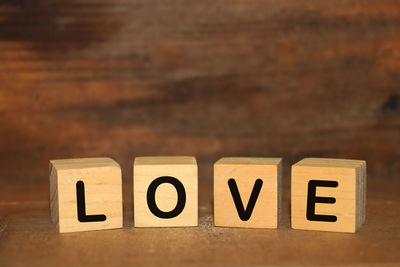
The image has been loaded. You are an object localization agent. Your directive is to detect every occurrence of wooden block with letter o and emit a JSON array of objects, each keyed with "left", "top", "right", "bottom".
[
  {"left": 291, "top": 158, "right": 366, "bottom": 233},
  {"left": 214, "top": 157, "right": 282, "bottom": 228},
  {"left": 49, "top": 157, "right": 123, "bottom": 233},
  {"left": 134, "top": 156, "right": 198, "bottom": 227}
]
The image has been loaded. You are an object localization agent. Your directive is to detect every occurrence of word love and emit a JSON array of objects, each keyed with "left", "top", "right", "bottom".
[{"left": 49, "top": 156, "right": 366, "bottom": 234}]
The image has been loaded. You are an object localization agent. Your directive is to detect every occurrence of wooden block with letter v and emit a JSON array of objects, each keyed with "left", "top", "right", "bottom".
[
  {"left": 134, "top": 156, "right": 198, "bottom": 227},
  {"left": 214, "top": 157, "right": 282, "bottom": 228},
  {"left": 49, "top": 157, "right": 123, "bottom": 233},
  {"left": 291, "top": 158, "right": 366, "bottom": 233}
]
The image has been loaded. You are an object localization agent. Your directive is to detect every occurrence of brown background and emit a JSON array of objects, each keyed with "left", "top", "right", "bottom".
[{"left": 0, "top": 0, "right": 399, "bottom": 266}]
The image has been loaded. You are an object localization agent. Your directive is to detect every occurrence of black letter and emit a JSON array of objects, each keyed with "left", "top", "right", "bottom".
[
  {"left": 306, "top": 180, "right": 338, "bottom": 222},
  {"left": 76, "top": 181, "right": 106, "bottom": 222},
  {"left": 147, "top": 176, "right": 186, "bottom": 218},
  {"left": 228, "top": 178, "right": 263, "bottom": 221}
]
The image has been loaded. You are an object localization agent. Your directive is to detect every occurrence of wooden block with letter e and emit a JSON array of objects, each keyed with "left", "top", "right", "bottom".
[
  {"left": 214, "top": 157, "right": 282, "bottom": 228},
  {"left": 49, "top": 157, "right": 123, "bottom": 233},
  {"left": 134, "top": 156, "right": 198, "bottom": 227},
  {"left": 291, "top": 158, "right": 366, "bottom": 233}
]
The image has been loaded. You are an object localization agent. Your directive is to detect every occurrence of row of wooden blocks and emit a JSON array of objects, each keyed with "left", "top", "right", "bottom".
[{"left": 50, "top": 156, "right": 366, "bottom": 233}]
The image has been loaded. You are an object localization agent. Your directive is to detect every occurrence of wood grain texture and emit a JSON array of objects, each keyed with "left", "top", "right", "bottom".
[
  {"left": 291, "top": 158, "right": 366, "bottom": 233},
  {"left": 0, "top": 0, "right": 399, "bottom": 264},
  {"left": 50, "top": 157, "right": 123, "bottom": 233},
  {"left": 0, "top": 176, "right": 400, "bottom": 266},
  {"left": 0, "top": 0, "right": 399, "bottom": 190},
  {"left": 214, "top": 157, "right": 282, "bottom": 228},
  {"left": 134, "top": 156, "right": 198, "bottom": 227}
]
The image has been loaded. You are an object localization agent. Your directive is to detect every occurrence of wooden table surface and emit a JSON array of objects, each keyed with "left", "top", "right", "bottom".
[
  {"left": 1, "top": 174, "right": 400, "bottom": 266},
  {"left": 0, "top": 0, "right": 399, "bottom": 265}
]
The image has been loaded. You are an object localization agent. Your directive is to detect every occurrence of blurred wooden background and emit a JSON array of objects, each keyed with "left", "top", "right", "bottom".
[
  {"left": 1, "top": 0, "right": 399, "bottom": 186},
  {"left": 0, "top": 1, "right": 399, "bottom": 265}
]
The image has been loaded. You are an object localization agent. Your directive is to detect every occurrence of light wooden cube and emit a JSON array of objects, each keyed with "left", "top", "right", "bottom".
[
  {"left": 49, "top": 157, "right": 123, "bottom": 233},
  {"left": 134, "top": 156, "right": 198, "bottom": 227},
  {"left": 291, "top": 158, "right": 366, "bottom": 233},
  {"left": 214, "top": 157, "right": 282, "bottom": 228}
]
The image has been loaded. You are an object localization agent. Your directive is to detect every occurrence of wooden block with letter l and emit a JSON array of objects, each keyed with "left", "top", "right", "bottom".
[
  {"left": 291, "top": 158, "right": 366, "bottom": 233},
  {"left": 49, "top": 157, "right": 123, "bottom": 233},
  {"left": 133, "top": 156, "right": 198, "bottom": 227},
  {"left": 214, "top": 157, "right": 282, "bottom": 228}
]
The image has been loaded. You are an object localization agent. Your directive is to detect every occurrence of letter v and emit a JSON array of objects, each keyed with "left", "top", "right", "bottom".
[{"left": 227, "top": 178, "right": 263, "bottom": 221}]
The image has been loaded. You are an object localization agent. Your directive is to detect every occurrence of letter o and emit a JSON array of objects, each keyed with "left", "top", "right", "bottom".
[{"left": 146, "top": 176, "right": 186, "bottom": 218}]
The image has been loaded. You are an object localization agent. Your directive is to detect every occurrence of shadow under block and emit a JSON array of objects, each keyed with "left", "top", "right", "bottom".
[
  {"left": 134, "top": 156, "right": 198, "bottom": 227},
  {"left": 291, "top": 158, "right": 366, "bottom": 233},
  {"left": 49, "top": 157, "right": 123, "bottom": 233},
  {"left": 214, "top": 157, "right": 282, "bottom": 228}
]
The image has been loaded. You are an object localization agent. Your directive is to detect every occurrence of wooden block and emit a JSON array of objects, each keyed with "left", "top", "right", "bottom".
[
  {"left": 291, "top": 158, "right": 367, "bottom": 233},
  {"left": 49, "top": 157, "right": 123, "bottom": 233},
  {"left": 133, "top": 156, "right": 198, "bottom": 227},
  {"left": 214, "top": 157, "right": 282, "bottom": 228}
]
